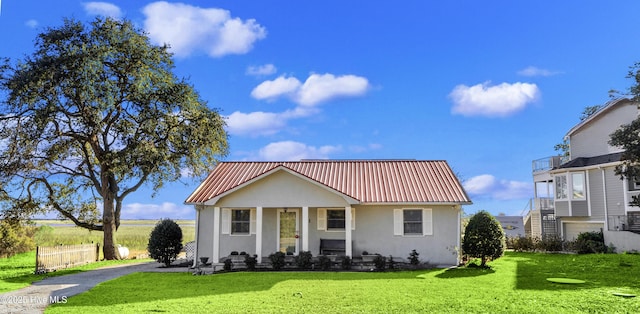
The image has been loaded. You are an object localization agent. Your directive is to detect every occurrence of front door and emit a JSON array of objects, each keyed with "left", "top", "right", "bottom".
[{"left": 278, "top": 209, "right": 299, "bottom": 254}]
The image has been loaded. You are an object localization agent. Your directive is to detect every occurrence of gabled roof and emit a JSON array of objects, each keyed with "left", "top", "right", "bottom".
[
  {"left": 185, "top": 160, "right": 472, "bottom": 205},
  {"left": 565, "top": 98, "right": 633, "bottom": 139}
]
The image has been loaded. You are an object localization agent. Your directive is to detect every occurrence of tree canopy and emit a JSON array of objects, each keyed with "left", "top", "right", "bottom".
[
  {"left": 462, "top": 210, "right": 505, "bottom": 267},
  {"left": 0, "top": 17, "right": 228, "bottom": 259}
]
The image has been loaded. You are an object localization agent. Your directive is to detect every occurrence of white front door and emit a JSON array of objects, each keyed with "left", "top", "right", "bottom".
[{"left": 277, "top": 209, "right": 299, "bottom": 254}]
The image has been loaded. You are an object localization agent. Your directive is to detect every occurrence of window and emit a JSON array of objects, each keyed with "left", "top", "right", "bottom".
[
  {"left": 231, "top": 209, "right": 250, "bottom": 234},
  {"left": 394, "top": 208, "right": 432, "bottom": 236},
  {"left": 326, "top": 209, "right": 345, "bottom": 230},
  {"left": 571, "top": 173, "right": 585, "bottom": 199},
  {"left": 403, "top": 210, "right": 423, "bottom": 235},
  {"left": 555, "top": 175, "right": 568, "bottom": 200}
]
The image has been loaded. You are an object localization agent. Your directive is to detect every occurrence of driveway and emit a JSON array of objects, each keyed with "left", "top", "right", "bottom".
[{"left": 0, "top": 261, "right": 190, "bottom": 314}]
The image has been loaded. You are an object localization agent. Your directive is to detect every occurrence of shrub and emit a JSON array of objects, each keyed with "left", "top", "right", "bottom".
[
  {"left": 147, "top": 219, "right": 183, "bottom": 267},
  {"left": 575, "top": 231, "right": 607, "bottom": 254},
  {"left": 245, "top": 254, "right": 258, "bottom": 271},
  {"left": 295, "top": 251, "right": 313, "bottom": 269},
  {"left": 269, "top": 251, "right": 286, "bottom": 270},
  {"left": 462, "top": 211, "right": 505, "bottom": 267},
  {"left": 373, "top": 254, "right": 386, "bottom": 271},
  {"left": 408, "top": 249, "right": 420, "bottom": 265},
  {"left": 230, "top": 251, "right": 239, "bottom": 255},
  {"left": 511, "top": 236, "right": 536, "bottom": 252},
  {"left": 537, "top": 235, "right": 564, "bottom": 252},
  {"left": 388, "top": 255, "right": 396, "bottom": 270},
  {"left": 223, "top": 258, "right": 233, "bottom": 271},
  {"left": 318, "top": 255, "right": 332, "bottom": 270},
  {"left": 340, "top": 255, "right": 352, "bottom": 270},
  {"left": 0, "top": 219, "right": 35, "bottom": 258}
]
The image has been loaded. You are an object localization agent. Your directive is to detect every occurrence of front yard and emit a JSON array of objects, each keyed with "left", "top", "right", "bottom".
[{"left": 46, "top": 252, "right": 640, "bottom": 313}]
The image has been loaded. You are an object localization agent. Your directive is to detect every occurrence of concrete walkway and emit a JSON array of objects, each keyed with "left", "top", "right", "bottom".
[{"left": 0, "top": 261, "right": 192, "bottom": 314}]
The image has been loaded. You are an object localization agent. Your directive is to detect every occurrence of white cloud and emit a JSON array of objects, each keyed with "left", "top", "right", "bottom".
[
  {"left": 449, "top": 81, "right": 539, "bottom": 117},
  {"left": 121, "top": 202, "right": 193, "bottom": 219},
  {"left": 517, "top": 66, "right": 561, "bottom": 77},
  {"left": 25, "top": 19, "right": 38, "bottom": 29},
  {"left": 142, "top": 1, "right": 266, "bottom": 58},
  {"left": 464, "top": 174, "right": 532, "bottom": 200},
  {"left": 251, "top": 73, "right": 370, "bottom": 106},
  {"left": 250, "top": 76, "right": 301, "bottom": 100},
  {"left": 258, "top": 141, "right": 341, "bottom": 161},
  {"left": 82, "top": 2, "right": 122, "bottom": 19},
  {"left": 226, "top": 111, "right": 286, "bottom": 136},
  {"left": 246, "top": 64, "right": 277, "bottom": 76}
]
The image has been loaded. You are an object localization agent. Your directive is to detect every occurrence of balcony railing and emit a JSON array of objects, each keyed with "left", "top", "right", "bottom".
[{"left": 532, "top": 155, "right": 568, "bottom": 173}]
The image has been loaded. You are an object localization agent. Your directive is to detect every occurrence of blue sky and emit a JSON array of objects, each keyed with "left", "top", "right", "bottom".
[{"left": 2, "top": 1, "right": 640, "bottom": 220}]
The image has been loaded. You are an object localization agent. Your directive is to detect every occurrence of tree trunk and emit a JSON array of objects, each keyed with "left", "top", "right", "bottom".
[{"left": 101, "top": 170, "right": 121, "bottom": 260}]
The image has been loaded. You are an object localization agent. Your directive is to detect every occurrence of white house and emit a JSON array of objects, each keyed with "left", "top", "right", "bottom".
[{"left": 185, "top": 160, "right": 472, "bottom": 267}]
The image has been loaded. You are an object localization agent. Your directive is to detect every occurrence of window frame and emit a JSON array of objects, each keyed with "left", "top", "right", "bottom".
[
  {"left": 555, "top": 174, "right": 568, "bottom": 200},
  {"left": 571, "top": 172, "right": 586, "bottom": 200},
  {"left": 326, "top": 209, "right": 346, "bottom": 231},
  {"left": 403, "top": 209, "right": 423, "bottom": 235},
  {"left": 230, "top": 209, "right": 251, "bottom": 235}
]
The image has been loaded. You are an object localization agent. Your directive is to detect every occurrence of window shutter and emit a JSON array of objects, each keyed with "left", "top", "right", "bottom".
[
  {"left": 351, "top": 208, "right": 356, "bottom": 230},
  {"left": 317, "top": 208, "right": 326, "bottom": 230},
  {"left": 423, "top": 208, "right": 433, "bottom": 236},
  {"left": 393, "top": 209, "right": 403, "bottom": 236},
  {"left": 221, "top": 208, "right": 231, "bottom": 234},
  {"left": 250, "top": 208, "right": 256, "bottom": 234}
]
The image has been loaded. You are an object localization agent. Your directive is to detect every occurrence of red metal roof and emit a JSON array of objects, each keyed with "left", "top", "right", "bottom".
[{"left": 185, "top": 160, "right": 472, "bottom": 205}]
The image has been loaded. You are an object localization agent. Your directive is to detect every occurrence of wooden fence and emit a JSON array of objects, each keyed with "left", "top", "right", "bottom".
[{"left": 35, "top": 244, "right": 100, "bottom": 273}]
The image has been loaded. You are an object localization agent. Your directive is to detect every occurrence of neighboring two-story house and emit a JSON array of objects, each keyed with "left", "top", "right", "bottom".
[{"left": 525, "top": 98, "right": 640, "bottom": 252}]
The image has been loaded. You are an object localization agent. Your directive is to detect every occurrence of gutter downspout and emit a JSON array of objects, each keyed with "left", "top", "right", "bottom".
[{"left": 456, "top": 205, "right": 462, "bottom": 265}]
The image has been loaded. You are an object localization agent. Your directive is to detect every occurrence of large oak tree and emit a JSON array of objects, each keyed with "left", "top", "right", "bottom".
[{"left": 0, "top": 18, "right": 228, "bottom": 259}]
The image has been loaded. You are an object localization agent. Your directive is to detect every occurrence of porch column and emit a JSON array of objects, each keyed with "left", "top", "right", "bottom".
[
  {"left": 192, "top": 206, "right": 201, "bottom": 268},
  {"left": 345, "top": 206, "right": 352, "bottom": 257},
  {"left": 302, "top": 206, "right": 309, "bottom": 251},
  {"left": 213, "top": 207, "right": 220, "bottom": 263},
  {"left": 256, "top": 206, "right": 263, "bottom": 259}
]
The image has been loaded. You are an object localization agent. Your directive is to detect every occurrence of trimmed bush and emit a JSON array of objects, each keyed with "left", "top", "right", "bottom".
[
  {"left": 147, "top": 219, "right": 183, "bottom": 267},
  {"left": 340, "top": 255, "right": 352, "bottom": 270},
  {"left": 223, "top": 258, "right": 233, "bottom": 271},
  {"left": 537, "top": 235, "right": 564, "bottom": 252},
  {"left": 245, "top": 254, "right": 258, "bottom": 271},
  {"left": 318, "top": 255, "right": 332, "bottom": 270},
  {"left": 575, "top": 231, "right": 607, "bottom": 254},
  {"left": 269, "top": 251, "right": 286, "bottom": 270},
  {"left": 388, "top": 255, "right": 396, "bottom": 270},
  {"left": 408, "top": 249, "right": 420, "bottom": 265},
  {"left": 462, "top": 211, "right": 505, "bottom": 267},
  {"left": 295, "top": 251, "right": 313, "bottom": 269},
  {"left": 511, "top": 236, "right": 536, "bottom": 252},
  {"left": 373, "top": 254, "right": 386, "bottom": 271}
]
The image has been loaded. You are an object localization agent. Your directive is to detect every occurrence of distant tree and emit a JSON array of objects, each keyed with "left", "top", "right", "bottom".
[
  {"left": 0, "top": 18, "right": 228, "bottom": 259},
  {"left": 462, "top": 211, "right": 505, "bottom": 267},
  {"left": 148, "top": 219, "right": 183, "bottom": 267}
]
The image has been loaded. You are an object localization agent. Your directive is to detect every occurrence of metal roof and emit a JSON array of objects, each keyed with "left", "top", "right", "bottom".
[{"left": 185, "top": 160, "right": 472, "bottom": 205}]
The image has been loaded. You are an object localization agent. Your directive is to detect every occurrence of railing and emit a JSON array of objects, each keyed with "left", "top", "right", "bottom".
[
  {"left": 532, "top": 156, "right": 568, "bottom": 173},
  {"left": 35, "top": 243, "right": 100, "bottom": 273}
]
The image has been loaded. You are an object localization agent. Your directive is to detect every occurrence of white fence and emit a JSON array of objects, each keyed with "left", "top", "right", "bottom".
[{"left": 35, "top": 244, "right": 100, "bottom": 273}]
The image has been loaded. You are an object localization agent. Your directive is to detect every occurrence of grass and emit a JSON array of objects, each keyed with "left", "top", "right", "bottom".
[
  {"left": 33, "top": 219, "right": 195, "bottom": 256},
  {"left": 45, "top": 252, "right": 640, "bottom": 313},
  {"left": 0, "top": 251, "right": 150, "bottom": 293}
]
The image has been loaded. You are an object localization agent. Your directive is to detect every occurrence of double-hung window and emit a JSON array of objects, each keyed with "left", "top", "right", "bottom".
[
  {"left": 394, "top": 208, "right": 432, "bottom": 236},
  {"left": 231, "top": 209, "right": 251, "bottom": 235},
  {"left": 326, "top": 209, "right": 346, "bottom": 230},
  {"left": 555, "top": 172, "right": 586, "bottom": 200},
  {"left": 571, "top": 173, "right": 585, "bottom": 200},
  {"left": 555, "top": 175, "right": 568, "bottom": 200}
]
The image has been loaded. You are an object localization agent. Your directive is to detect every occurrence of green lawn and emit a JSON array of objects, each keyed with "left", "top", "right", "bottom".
[
  {"left": 0, "top": 251, "right": 150, "bottom": 293},
  {"left": 46, "top": 252, "right": 640, "bottom": 313}
]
